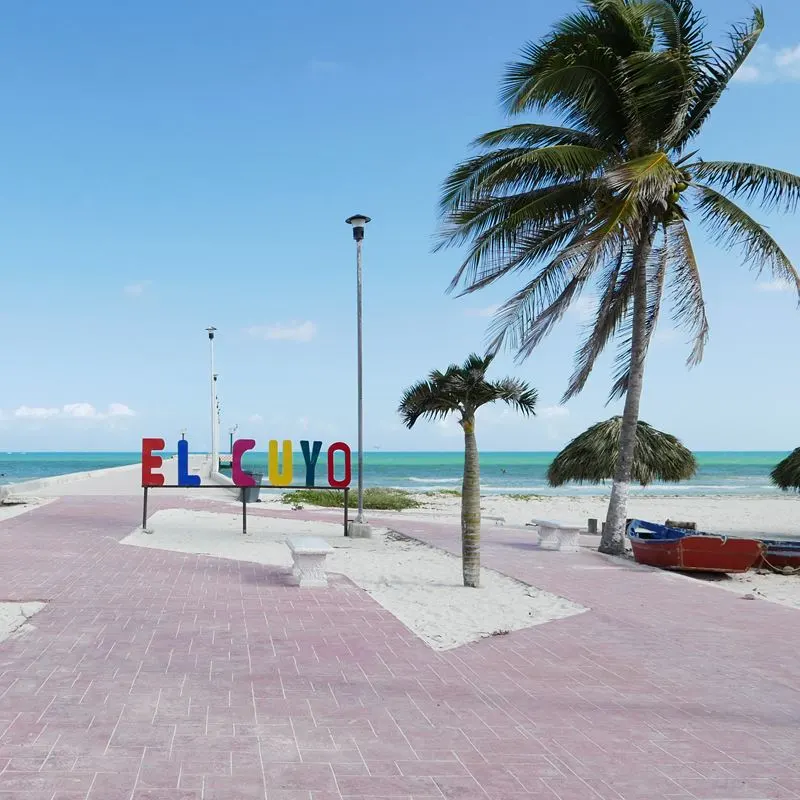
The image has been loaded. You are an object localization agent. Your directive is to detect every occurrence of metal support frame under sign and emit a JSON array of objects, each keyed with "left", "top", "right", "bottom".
[{"left": 141, "top": 484, "right": 350, "bottom": 537}]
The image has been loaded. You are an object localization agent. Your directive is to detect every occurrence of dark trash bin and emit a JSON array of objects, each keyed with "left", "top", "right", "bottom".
[{"left": 240, "top": 472, "right": 263, "bottom": 503}]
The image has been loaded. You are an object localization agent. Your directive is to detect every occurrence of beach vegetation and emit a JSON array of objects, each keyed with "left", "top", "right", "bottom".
[
  {"left": 438, "top": 0, "right": 800, "bottom": 555},
  {"left": 398, "top": 353, "right": 537, "bottom": 587},
  {"left": 770, "top": 448, "right": 800, "bottom": 492},
  {"left": 281, "top": 487, "right": 420, "bottom": 511},
  {"left": 427, "top": 488, "right": 462, "bottom": 496},
  {"left": 547, "top": 416, "right": 696, "bottom": 486}
]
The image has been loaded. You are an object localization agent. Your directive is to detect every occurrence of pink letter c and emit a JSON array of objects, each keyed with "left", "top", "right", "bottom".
[{"left": 232, "top": 439, "right": 256, "bottom": 487}]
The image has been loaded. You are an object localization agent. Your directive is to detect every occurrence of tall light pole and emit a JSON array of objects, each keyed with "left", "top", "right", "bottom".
[
  {"left": 229, "top": 424, "right": 238, "bottom": 453},
  {"left": 206, "top": 327, "right": 218, "bottom": 472},
  {"left": 345, "top": 214, "right": 371, "bottom": 538}
]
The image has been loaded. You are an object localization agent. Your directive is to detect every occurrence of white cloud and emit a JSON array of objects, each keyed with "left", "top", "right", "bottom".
[
  {"left": 733, "top": 43, "right": 800, "bottom": 84},
  {"left": 569, "top": 295, "right": 596, "bottom": 323},
  {"left": 245, "top": 321, "right": 317, "bottom": 343},
  {"left": 775, "top": 44, "right": 800, "bottom": 68},
  {"left": 755, "top": 278, "right": 793, "bottom": 293},
  {"left": 435, "top": 417, "right": 462, "bottom": 439},
  {"left": 13, "top": 403, "right": 136, "bottom": 421},
  {"left": 538, "top": 405, "right": 569, "bottom": 419},
  {"left": 248, "top": 414, "right": 264, "bottom": 425},
  {"left": 108, "top": 403, "right": 136, "bottom": 417},
  {"left": 464, "top": 304, "right": 499, "bottom": 318},
  {"left": 14, "top": 406, "right": 60, "bottom": 419},
  {"left": 734, "top": 64, "right": 762, "bottom": 83},
  {"left": 653, "top": 326, "right": 680, "bottom": 343},
  {"left": 124, "top": 281, "right": 151, "bottom": 297},
  {"left": 63, "top": 403, "right": 98, "bottom": 418}
]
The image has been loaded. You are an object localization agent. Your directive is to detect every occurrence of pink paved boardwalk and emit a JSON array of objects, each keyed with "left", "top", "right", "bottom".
[{"left": 0, "top": 496, "right": 798, "bottom": 800}]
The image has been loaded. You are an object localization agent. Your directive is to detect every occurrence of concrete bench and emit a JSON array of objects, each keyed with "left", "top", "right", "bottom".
[
  {"left": 286, "top": 536, "right": 334, "bottom": 587},
  {"left": 529, "top": 519, "right": 584, "bottom": 553},
  {"left": 484, "top": 515, "right": 505, "bottom": 526}
]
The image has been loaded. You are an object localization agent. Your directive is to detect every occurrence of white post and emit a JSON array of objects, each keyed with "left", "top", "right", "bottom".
[{"left": 345, "top": 215, "right": 372, "bottom": 538}]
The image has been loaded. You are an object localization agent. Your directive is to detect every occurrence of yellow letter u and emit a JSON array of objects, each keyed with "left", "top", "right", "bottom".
[{"left": 268, "top": 439, "right": 294, "bottom": 487}]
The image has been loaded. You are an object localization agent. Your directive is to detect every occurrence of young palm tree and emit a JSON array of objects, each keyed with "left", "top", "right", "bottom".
[
  {"left": 439, "top": 0, "right": 800, "bottom": 555},
  {"left": 398, "top": 354, "right": 537, "bottom": 587}
]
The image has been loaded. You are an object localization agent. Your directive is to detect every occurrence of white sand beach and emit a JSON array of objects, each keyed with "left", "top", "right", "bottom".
[{"left": 123, "top": 508, "right": 587, "bottom": 650}]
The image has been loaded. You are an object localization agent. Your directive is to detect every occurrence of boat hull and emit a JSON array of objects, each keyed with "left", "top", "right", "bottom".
[
  {"left": 757, "top": 540, "right": 800, "bottom": 571},
  {"left": 630, "top": 535, "right": 763, "bottom": 573}
]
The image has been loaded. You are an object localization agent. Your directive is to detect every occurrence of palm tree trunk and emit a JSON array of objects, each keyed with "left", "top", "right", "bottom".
[
  {"left": 461, "top": 415, "right": 481, "bottom": 587},
  {"left": 600, "top": 229, "right": 654, "bottom": 555}
]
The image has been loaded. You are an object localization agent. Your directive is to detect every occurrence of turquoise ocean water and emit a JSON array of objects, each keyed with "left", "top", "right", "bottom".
[{"left": 0, "top": 450, "right": 790, "bottom": 496}]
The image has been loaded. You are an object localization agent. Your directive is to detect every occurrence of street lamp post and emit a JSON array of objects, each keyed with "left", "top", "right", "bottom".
[
  {"left": 206, "top": 327, "right": 219, "bottom": 472},
  {"left": 229, "top": 424, "right": 238, "bottom": 453},
  {"left": 345, "top": 214, "right": 372, "bottom": 538}
]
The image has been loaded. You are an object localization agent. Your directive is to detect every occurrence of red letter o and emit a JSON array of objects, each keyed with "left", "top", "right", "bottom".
[{"left": 327, "top": 442, "right": 352, "bottom": 488}]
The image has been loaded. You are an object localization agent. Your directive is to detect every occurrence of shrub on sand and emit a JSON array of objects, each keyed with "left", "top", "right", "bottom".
[{"left": 282, "top": 487, "right": 420, "bottom": 511}]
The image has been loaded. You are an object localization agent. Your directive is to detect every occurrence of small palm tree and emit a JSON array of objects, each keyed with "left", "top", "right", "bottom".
[
  {"left": 438, "top": 0, "right": 800, "bottom": 556},
  {"left": 398, "top": 354, "right": 537, "bottom": 587},
  {"left": 547, "top": 417, "right": 696, "bottom": 487},
  {"left": 771, "top": 449, "right": 800, "bottom": 492}
]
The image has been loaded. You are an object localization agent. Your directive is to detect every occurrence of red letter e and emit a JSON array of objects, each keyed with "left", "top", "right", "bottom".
[{"left": 142, "top": 438, "right": 165, "bottom": 486}]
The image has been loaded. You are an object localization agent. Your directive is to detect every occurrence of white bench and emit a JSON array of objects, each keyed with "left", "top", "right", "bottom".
[
  {"left": 529, "top": 519, "right": 584, "bottom": 553},
  {"left": 484, "top": 515, "right": 505, "bottom": 526},
  {"left": 286, "top": 536, "right": 334, "bottom": 587}
]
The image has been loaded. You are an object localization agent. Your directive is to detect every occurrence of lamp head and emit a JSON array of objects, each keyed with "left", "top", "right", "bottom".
[
  {"left": 206, "top": 326, "right": 217, "bottom": 340},
  {"left": 345, "top": 214, "right": 371, "bottom": 242}
]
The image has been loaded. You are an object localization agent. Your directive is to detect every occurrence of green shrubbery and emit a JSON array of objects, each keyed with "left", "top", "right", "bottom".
[{"left": 281, "top": 487, "right": 420, "bottom": 511}]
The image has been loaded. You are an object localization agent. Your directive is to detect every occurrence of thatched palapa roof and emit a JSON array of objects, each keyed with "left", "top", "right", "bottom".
[
  {"left": 771, "top": 448, "right": 800, "bottom": 492},
  {"left": 547, "top": 416, "right": 697, "bottom": 487}
]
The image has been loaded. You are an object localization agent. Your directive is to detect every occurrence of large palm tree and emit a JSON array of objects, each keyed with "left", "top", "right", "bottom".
[
  {"left": 398, "top": 354, "right": 537, "bottom": 587},
  {"left": 439, "top": 0, "right": 800, "bottom": 555}
]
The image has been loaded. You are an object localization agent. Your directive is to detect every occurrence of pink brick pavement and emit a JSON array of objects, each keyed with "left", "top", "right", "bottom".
[{"left": 0, "top": 496, "right": 797, "bottom": 799}]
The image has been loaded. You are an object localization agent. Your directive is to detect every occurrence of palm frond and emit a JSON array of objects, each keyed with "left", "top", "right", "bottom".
[
  {"left": 562, "top": 238, "right": 633, "bottom": 401},
  {"left": 677, "top": 7, "right": 764, "bottom": 146},
  {"left": 397, "top": 355, "right": 537, "bottom": 427},
  {"left": 438, "top": 180, "right": 596, "bottom": 291},
  {"left": 487, "top": 207, "right": 628, "bottom": 359},
  {"left": 485, "top": 378, "right": 538, "bottom": 415},
  {"left": 607, "top": 234, "right": 666, "bottom": 400},
  {"left": 666, "top": 219, "right": 708, "bottom": 366},
  {"left": 440, "top": 146, "right": 607, "bottom": 212},
  {"left": 547, "top": 416, "right": 697, "bottom": 486},
  {"left": 616, "top": 49, "right": 695, "bottom": 147},
  {"left": 397, "top": 379, "right": 462, "bottom": 428},
  {"left": 690, "top": 160, "right": 800, "bottom": 213},
  {"left": 695, "top": 184, "right": 800, "bottom": 296},
  {"left": 639, "top": 0, "right": 708, "bottom": 56},
  {"left": 500, "top": 34, "right": 628, "bottom": 145},
  {"left": 474, "top": 124, "right": 602, "bottom": 150},
  {"left": 605, "top": 151, "right": 682, "bottom": 206}
]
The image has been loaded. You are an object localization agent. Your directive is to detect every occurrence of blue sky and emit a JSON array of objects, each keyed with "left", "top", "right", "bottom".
[{"left": 0, "top": 0, "right": 799, "bottom": 453}]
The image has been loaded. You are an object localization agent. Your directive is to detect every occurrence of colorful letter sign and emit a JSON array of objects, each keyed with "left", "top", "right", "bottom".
[{"left": 141, "top": 438, "right": 352, "bottom": 488}]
